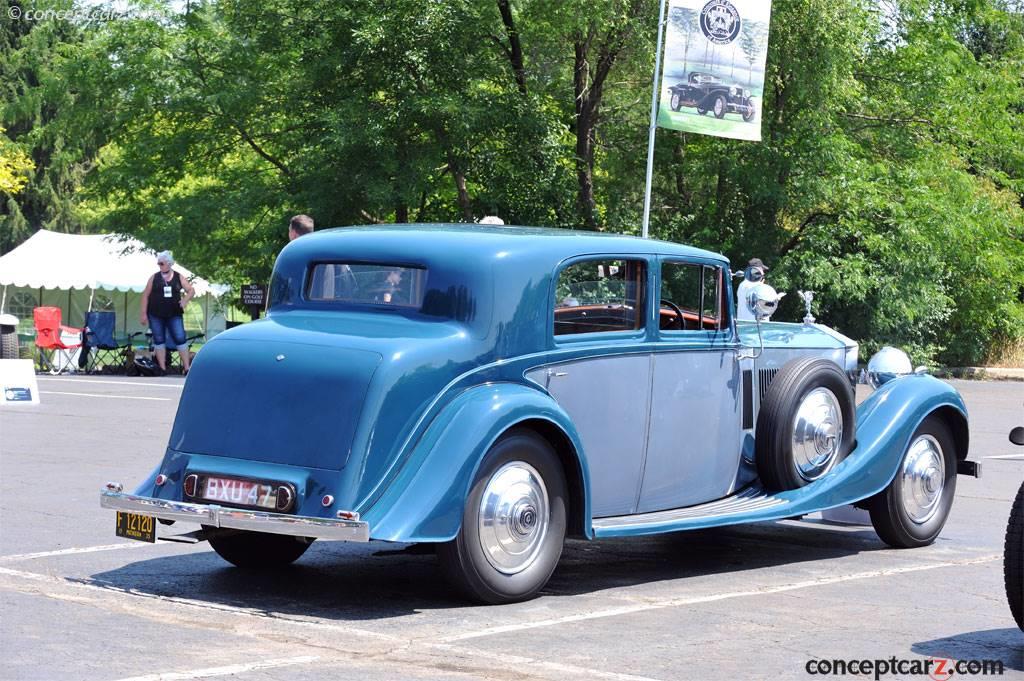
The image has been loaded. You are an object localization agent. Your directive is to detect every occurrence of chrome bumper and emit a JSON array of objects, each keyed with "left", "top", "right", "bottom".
[{"left": 100, "top": 488, "right": 370, "bottom": 542}]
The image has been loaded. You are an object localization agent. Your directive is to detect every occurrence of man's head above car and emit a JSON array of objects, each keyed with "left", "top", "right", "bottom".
[{"left": 288, "top": 214, "right": 314, "bottom": 241}]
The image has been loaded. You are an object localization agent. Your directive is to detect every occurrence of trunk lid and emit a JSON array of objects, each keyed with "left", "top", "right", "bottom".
[{"left": 168, "top": 336, "right": 381, "bottom": 471}]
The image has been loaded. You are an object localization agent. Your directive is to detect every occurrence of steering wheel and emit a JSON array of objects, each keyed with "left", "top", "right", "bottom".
[{"left": 660, "top": 299, "right": 685, "bottom": 330}]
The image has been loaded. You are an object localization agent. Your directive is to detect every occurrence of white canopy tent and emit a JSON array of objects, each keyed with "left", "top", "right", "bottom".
[{"left": 0, "top": 230, "right": 228, "bottom": 340}]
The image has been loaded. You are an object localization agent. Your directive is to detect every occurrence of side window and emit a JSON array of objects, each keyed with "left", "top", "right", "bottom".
[
  {"left": 660, "top": 262, "right": 727, "bottom": 331},
  {"left": 554, "top": 259, "right": 646, "bottom": 336}
]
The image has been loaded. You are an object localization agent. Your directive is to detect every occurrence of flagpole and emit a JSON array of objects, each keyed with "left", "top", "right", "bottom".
[{"left": 641, "top": 0, "right": 670, "bottom": 239}]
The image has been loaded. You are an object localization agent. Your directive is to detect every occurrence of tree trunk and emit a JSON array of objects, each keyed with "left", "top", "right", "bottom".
[
  {"left": 497, "top": 0, "right": 527, "bottom": 95},
  {"left": 574, "top": 39, "right": 599, "bottom": 230},
  {"left": 448, "top": 153, "right": 473, "bottom": 223}
]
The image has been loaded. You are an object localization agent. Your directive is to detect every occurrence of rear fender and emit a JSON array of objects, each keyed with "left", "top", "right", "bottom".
[{"left": 362, "top": 382, "right": 591, "bottom": 543}]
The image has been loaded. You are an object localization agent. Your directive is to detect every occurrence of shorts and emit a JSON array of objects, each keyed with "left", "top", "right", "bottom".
[{"left": 149, "top": 315, "right": 186, "bottom": 350}]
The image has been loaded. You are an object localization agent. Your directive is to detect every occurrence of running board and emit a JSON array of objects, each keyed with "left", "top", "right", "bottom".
[{"left": 592, "top": 485, "right": 791, "bottom": 538}]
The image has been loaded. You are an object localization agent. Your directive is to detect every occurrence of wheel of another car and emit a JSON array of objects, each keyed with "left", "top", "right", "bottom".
[
  {"left": 867, "top": 415, "right": 958, "bottom": 548},
  {"left": 696, "top": 106, "right": 708, "bottom": 115},
  {"left": 206, "top": 529, "right": 314, "bottom": 568},
  {"left": 1004, "top": 481, "right": 1023, "bottom": 630},
  {"left": 742, "top": 98, "right": 757, "bottom": 122},
  {"left": 0, "top": 325, "right": 19, "bottom": 359},
  {"left": 712, "top": 94, "right": 727, "bottom": 119},
  {"left": 755, "top": 357, "right": 856, "bottom": 491},
  {"left": 437, "top": 428, "right": 567, "bottom": 604},
  {"left": 670, "top": 92, "right": 682, "bottom": 111}
]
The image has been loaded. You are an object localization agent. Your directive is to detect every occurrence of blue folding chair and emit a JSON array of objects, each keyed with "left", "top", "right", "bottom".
[{"left": 81, "top": 311, "right": 121, "bottom": 373}]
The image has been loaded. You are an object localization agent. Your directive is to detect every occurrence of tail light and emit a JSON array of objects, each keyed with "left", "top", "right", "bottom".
[
  {"left": 321, "top": 495, "right": 334, "bottom": 507},
  {"left": 155, "top": 474, "right": 168, "bottom": 486},
  {"left": 183, "top": 474, "right": 198, "bottom": 497}
]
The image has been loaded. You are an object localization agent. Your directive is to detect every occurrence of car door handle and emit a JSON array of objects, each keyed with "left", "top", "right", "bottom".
[{"left": 544, "top": 369, "right": 568, "bottom": 389}]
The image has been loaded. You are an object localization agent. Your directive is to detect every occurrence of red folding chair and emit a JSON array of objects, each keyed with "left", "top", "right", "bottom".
[{"left": 33, "top": 306, "right": 83, "bottom": 374}]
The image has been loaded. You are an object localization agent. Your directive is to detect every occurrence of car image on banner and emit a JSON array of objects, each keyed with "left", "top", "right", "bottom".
[{"left": 657, "top": 0, "right": 773, "bottom": 141}]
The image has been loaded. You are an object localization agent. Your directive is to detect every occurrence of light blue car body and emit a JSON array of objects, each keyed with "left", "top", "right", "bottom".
[{"left": 137, "top": 225, "right": 969, "bottom": 543}]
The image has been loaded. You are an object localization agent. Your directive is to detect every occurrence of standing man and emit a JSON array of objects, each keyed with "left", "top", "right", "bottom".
[
  {"left": 736, "top": 258, "right": 768, "bottom": 322},
  {"left": 288, "top": 214, "right": 314, "bottom": 241}
]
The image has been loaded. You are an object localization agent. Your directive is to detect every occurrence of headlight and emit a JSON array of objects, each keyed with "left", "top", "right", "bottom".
[
  {"left": 866, "top": 347, "right": 912, "bottom": 389},
  {"left": 746, "top": 283, "right": 785, "bottom": 321},
  {"left": 743, "top": 89, "right": 751, "bottom": 98}
]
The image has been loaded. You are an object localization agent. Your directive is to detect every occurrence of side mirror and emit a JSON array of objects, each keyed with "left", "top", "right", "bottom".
[{"left": 1010, "top": 427, "right": 1024, "bottom": 446}]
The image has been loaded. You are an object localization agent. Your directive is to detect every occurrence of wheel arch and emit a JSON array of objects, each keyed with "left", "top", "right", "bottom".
[
  {"left": 512, "top": 418, "right": 587, "bottom": 538},
  {"left": 928, "top": 404, "right": 969, "bottom": 460}
]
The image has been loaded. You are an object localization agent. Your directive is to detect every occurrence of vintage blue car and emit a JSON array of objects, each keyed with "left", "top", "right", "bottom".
[{"left": 101, "top": 225, "right": 979, "bottom": 603}]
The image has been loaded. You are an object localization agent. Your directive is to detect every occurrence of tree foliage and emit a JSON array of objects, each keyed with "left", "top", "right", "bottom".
[{"left": 1, "top": 0, "right": 1022, "bottom": 364}]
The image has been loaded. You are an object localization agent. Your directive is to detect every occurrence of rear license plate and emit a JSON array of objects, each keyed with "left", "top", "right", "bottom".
[
  {"left": 115, "top": 512, "right": 156, "bottom": 543},
  {"left": 200, "top": 476, "right": 278, "bottom": 510}
]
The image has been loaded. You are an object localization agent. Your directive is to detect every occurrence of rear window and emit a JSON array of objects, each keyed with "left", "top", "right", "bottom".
[{"left": 306, "top": 263, "right": 427, "bottom": 308}]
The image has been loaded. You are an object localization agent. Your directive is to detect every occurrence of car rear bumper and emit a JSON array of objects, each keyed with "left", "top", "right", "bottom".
[{"left": 100, "top": 486, "right": 370, "bottom": 542}]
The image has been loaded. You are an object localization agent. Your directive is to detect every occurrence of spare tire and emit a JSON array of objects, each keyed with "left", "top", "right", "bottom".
[
  {"left": 755, "top": 357, "right": 856, "bottom": 491},
  {"left": 0, "top": 325, "right": 19, "bottom": 360}
]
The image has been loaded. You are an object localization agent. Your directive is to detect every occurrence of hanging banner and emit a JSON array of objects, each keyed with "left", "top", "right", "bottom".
[{"left": 657, "top": 0, "right": 772, "bottom": 141}]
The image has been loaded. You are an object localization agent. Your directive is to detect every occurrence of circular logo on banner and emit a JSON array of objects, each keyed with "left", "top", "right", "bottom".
[{"left": 700, "top": 0, "right": 742, "bottom": 45}]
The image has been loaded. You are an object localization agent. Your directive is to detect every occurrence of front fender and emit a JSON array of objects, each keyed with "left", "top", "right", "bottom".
[
  {"left": 777, "top": 373, "right": 968, "bottom": 514},
  {"left": 362, "top": 382, "right": 590, "bottom": 543}
]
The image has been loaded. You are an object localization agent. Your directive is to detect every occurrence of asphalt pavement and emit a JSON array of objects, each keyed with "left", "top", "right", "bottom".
[{"left": 1, "top": 376, "right": 1022, "bottom": 680}]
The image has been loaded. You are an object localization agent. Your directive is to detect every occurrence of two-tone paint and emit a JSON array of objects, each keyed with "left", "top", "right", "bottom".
[{"left": 104, "top": 225, "right": 969, "bottom": 544}]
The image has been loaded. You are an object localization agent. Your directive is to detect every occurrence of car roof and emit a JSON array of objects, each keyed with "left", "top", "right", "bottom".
[{"left": 287, "top": 224, "right": 728, "bottom": 266}]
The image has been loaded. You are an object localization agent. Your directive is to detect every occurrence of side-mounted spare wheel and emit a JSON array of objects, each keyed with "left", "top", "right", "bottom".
[
  {"left": 868, "top": 415, "right": 958, "bottom": 548},
  {"left": 437, "top": 428, "right": 567, "bottom": 604},
  {"left": 755, "top": 357, "right": 856, "bottom": 491}
]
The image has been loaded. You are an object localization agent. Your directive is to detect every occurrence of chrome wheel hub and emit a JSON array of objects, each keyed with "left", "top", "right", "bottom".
[
  {"left": 478, "top": 462, "right": 549, "bottom": 575},
  {"left": 900, "top": 434, "right": 945, "bottom": 524},
  {"left": 792, "top": 387, "right": 844, "bottom": 482}
]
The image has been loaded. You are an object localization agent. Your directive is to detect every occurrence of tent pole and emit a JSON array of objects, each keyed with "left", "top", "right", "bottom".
[
  {"left": 204, "top": 294, "right": 209, "bottom": 335},
  {"left": 124, "top": 292, "right": 128, "bottom": 337},
  {"left": 87, "top": 287, "right": 95, "bottom": 312},
  {"left": 1, "top": 285, "right": 6, "bottom": 314}
]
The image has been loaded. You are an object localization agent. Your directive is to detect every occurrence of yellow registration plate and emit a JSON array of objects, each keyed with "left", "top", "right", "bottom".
[{"left": 115, "top": 511, "right": 156, "bottom": 543}]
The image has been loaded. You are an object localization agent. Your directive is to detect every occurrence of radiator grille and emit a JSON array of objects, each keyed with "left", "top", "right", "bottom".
[{"left": 758, "top": 368, "right": 779, "bottom": 400}]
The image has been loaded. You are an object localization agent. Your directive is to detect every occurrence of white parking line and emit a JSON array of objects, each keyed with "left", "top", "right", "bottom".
[
  {"left": 111, "top": 656, "right": 320, "bottom": 681},
  {"left": 439, "top": 553, "right": 1001, "bottom": 642},
  {"left": 984, "top": 454, "right": 1024, "bottom": 460},
  {"left": 40, "top": 391, "right": 171, "bottom": 401},
  {"left": 0, "top": 543, "right": 154, "bottom": 563},
  {"left": 427, "top": 643, "right": 663, "bottom": 681},
  {"left": 36, "top": 377, "right": 184, "bottom": 389}
]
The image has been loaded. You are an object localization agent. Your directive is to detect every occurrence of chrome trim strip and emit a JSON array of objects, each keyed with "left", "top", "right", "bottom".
[{"left": 101, "top": 491, "right": 370, "bottom": 542}]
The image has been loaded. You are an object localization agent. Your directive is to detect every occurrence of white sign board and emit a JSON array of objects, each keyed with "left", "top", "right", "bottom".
[{"left": 0, "top": 359, "right": 40, "bottom": 406}]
